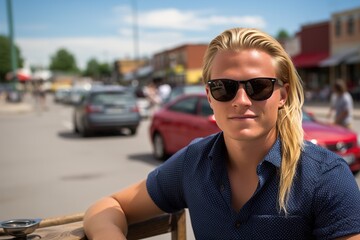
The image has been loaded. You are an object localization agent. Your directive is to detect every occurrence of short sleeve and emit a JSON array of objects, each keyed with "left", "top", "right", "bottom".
[
  {"left": 312, "top": 158, "right": 360, "bottom": 239},
  {"left": 146, "top": 148, "right": 187, "bottom": 213}
]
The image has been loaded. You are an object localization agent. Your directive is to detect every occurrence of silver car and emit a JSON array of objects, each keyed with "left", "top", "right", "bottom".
[{"left": 73, "top": 85, "right": 141, "bottom": 137}]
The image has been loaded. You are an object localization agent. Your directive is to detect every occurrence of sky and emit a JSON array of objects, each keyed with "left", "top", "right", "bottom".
[{"left": 0, "top": 0, "right": 359, "bottom": 70}]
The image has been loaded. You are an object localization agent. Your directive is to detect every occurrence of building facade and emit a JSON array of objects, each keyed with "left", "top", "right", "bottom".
[
  {"left": 152, "top": 44, "right": 208, "bottom": 86},
  {"left": 286, "top": 7, "right": 360, "bottom": 101},
  {"left": 321, "top": 7, "right": 360, "bottom": 89},
  {"left": 290, "top": 21, "right": 330, "bottom": 93}
]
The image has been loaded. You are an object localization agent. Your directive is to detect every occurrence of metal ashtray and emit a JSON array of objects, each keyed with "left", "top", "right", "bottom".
[{"left": 0, "top": 218, "right": 41, "bottom": 238}]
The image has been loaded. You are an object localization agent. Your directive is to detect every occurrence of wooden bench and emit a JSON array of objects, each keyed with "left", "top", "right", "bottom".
[{"left": 0, "top": 210, "right": 186, "bottom": 240}]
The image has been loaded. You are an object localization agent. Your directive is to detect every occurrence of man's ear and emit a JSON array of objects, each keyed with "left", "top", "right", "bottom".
[
  {"left": 206, "top": 87, "right": 214, "bottom": 109},
  {"left": 279, "top": 83, "right": 289, "bottom": 108}
]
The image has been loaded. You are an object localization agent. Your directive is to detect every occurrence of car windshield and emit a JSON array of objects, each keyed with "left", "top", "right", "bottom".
[
  {"left": 302, "top": 111, "right": 313, "bottom": 122},
  {"left": 166, "top": 85, "right": 205, "bottom": 103},
  {"left": 91, "top": 92, "right": 134, "bottom": 105}
]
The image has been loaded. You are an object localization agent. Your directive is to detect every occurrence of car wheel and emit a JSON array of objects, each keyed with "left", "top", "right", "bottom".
[
  {"left": 80, "top": 119, "right": 91, "bottom": 137},
  {"left": 153, "top": 133, "right": 167, "bottom": 160},
  {"left": 129, "top": 127, "right": 137, "bottom": 135},
  {"left": 73, "top": 118, "right": 79, "bottom": 133}
]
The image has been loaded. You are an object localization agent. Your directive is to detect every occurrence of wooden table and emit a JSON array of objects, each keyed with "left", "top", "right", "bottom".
[{"left": 0, "top": 210, "right": 186, "bottom": 240}]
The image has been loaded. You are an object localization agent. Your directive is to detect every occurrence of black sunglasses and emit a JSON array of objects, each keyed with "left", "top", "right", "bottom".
[{"left": 207, "top": 77, "right": 283, "bottom": 102}]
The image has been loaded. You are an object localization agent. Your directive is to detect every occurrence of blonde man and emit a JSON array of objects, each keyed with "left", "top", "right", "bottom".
[{"left": 84, "top": 28, "right": 360, "bottom": 239}]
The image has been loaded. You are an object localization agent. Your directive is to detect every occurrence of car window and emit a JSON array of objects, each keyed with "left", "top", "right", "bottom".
[
  {"left": 302, "top": 111, "right": 313, "bottom": 122},
  {"left": 168, "top": 97, "right": 198, "bottom": 114},
  {"left": 198, "top": 98, "right": 213, "bottom": 116},
  {"left": 166, "top": 85, "right": 205, "bottom": 103},
  {"left": 91, "top": 92, "right": 134, "bottom": 105}
]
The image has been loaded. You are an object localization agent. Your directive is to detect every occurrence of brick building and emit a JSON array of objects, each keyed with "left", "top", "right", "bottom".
[
  {"left": 320, "top": 7, "right": 360, "bottom": 88},
  {"left": 152, "top": 44, "right": 208, "bottom": 86},
  {"left": 290, "top": 21, "right": 330, "bottom": 92}
]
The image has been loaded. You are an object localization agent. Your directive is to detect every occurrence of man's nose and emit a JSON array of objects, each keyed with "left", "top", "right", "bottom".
[{"left": 232, "top": 84, "right": 252, "bottom": 105}]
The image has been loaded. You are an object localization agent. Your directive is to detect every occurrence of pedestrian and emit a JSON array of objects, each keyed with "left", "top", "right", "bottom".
[
  {"left": 153, "top": 76, "right": 172, "bottom": 103},
  {"left": 83, "top": 28, "right": 360, "bottom": 239},
  {"left": 143, "top": 81, "right": 161, "bottom": 114},
  {"left": 330, "top": 79, "right": 354, "bottom": 129},
  {"left": 33, "top": 80, "right": 47, "bottom": 113}
]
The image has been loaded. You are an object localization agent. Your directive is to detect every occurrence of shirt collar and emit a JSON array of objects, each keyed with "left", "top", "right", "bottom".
[
  {"left": 263, "top": 137, "right": 282, "bottom": 168},
  {"left": 208, "top": 132, "right": 282, "bottom": 169}
]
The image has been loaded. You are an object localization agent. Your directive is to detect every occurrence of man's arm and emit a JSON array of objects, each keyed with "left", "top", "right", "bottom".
[
  {"left": 83, "top": 179, "right": 164, "bottom": 240},
  {"left": 336, "top": 234, "right": 360, "bottom": 240}
]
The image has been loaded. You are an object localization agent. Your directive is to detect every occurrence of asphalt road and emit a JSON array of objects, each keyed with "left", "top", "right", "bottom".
[
  {"left": 0, "top": 94, "right": 359, "bottom": 240},
  {"left": 0, "top": 96, "right": 190, "bottom": 239}
]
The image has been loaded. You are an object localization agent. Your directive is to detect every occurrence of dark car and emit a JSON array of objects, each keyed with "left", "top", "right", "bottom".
[
  {"left": 149, "top": 93, "right": 360, "bottom": 173},
  {"left": 73, "top": 85, "right": 141, "bottom": 137}
]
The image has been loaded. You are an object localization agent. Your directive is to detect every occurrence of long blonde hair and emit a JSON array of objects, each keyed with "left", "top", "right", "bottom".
[{"left": 202, "top": 28, "right": 304, "bottom": 213}]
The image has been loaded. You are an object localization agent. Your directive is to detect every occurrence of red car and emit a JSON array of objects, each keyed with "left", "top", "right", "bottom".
[
  {"left": 149, "top": 93, "right": 360, "bottom": 173},
  {"left": 150, "top": 93, "right": 219, "bottom": 160},
  {"left": 302, "top": 111, "right": 360, "bottom": 173}
]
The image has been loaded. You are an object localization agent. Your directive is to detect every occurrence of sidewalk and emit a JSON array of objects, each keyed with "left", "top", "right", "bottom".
[
  {"left": 304, "top": 101, "right": 360, "bottom": 120},
  {"left": 0, "top": 93, "right": 34, "bottom": 114}
]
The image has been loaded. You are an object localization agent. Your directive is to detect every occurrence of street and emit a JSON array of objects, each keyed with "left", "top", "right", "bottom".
[
  {"left": 0, "top": 95, "right": 192, "bottom": 239},
  {"left": 0, "top": 94, "right": 359, "bottom": 240}
]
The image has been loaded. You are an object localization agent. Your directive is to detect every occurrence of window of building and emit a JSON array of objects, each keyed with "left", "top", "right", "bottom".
[
  {"left": 347, "top": 16, "right": 354, "bottom": 35},
  {"left": 335, "top": 18, "right": 341, "bottom": 37}
]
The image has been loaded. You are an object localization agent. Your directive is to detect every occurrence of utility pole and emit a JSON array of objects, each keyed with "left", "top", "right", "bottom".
[
  {"left": 6, "top": 0, "right": 19, "bottom": 88},
  {"left": 132, "top": 0, "right": 139, "bottom": 85}
]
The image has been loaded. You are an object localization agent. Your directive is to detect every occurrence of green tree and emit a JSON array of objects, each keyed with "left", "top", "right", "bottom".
[
  {"left": 276, "top": 29, "right": 290, "bottom": 41},
  {"left": 49, "top": 48, "right": 79, "bottom": 73},
  {"left": 83, "top": 58, "right": 112, "bottom": 80},
  {"left": 0, "top": 35, "right": 24, "bottom": 82},
  {"left": 84, "top": 58, "right": 100, "bottom": 78},
  {"left": 98, "top": 62, "right": 112, "bottom": 77}
]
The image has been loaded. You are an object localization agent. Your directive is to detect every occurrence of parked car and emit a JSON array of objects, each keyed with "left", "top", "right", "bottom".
[
  {"left": 149, "top": 93, "right": 360, "bottom": 173},
  {"left": 150, "top": 93, "right": 220, "bottom": 160},
  {"left": 54, "top": 88, "right": 71, "bottom": 103},
  {"left": 163, "top": 84, "right": 205, "bottom": 104},
  {"left": 302, "top": 110, "right": 360, "bottom": 173},
  {"left": 73, "top": 85, "right": 141, "bottom": 137}
]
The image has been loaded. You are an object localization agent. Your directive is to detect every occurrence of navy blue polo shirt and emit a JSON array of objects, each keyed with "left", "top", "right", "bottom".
[{"left": 147, "top": 132, "right": 360, "bottom": 239}]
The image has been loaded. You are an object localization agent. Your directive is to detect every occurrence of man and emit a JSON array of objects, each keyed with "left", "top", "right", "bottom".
[
  {"left": 84, "top": 28, "right": 360, "bottom": 239},
  {"left": 332, "top": 79, "right": 354, "bottom": 128}
]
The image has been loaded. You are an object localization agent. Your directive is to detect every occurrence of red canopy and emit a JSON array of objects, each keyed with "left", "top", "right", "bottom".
[
  {"left": 17, "top": 72, "right": 32, "bottom": 81},
  {"left": 292, "top": 52, "right": 329, "bottom": 68}
]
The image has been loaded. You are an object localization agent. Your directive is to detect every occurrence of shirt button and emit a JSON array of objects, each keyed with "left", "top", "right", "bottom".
[
  {"left": 220, "top": 184, "right": 225, "bottom": 191},
  {"left": 235, "top": 221, "right": 241, "bottom": 228}
]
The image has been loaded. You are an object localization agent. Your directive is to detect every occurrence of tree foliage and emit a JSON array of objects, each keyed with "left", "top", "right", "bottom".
[
  {"left": 0, "top": 35, "right": 24, "bottom": 82},
  {"left": 276, "top": 29, "right": 290, "bottom": 40},
  {"left": 83, "top": 58, "right": 112, "bottom": 80},
  {"left": 49, "top": 48, "right": 79, "bottom": 73}
]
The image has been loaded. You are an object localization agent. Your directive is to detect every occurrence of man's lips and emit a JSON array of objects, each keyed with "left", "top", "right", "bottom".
[{"left": 228, "top": 114, "right": 257, "bottom": 120}]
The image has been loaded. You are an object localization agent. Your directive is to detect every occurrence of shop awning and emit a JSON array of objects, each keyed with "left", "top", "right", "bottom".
[
  {"left": 320, "top": 49, "right": 359, "bottom": 67},
  {"left": 291, "top": 52, "right": 329, "bottom": 68},
  {"left": 346, "top": 53, "right": 360, "bottom": 64}
]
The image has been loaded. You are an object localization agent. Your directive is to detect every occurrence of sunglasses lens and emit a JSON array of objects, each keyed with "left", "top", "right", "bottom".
[
  {"left": 247, "top": 78, "right": 274, "bottom": 100},
  {"left": 208, "top": 78, "right": 275, "bottom": 101},
  {"left": 209, "top": 80, "right": 238, "bottom": 101}
]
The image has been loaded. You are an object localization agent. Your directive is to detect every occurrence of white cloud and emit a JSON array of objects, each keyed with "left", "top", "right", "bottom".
[
  {"left": 17, "top": 37, "right": 134, "bottom": 69},
  {"left": 119, "top": 7, "right": 266, "bottom": 31},
  {"left": 16, "top": 33, "right": 195, "bottom": 69},
  {"left": 16, "top": 6, "right": 267, "bottom": 70}
]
